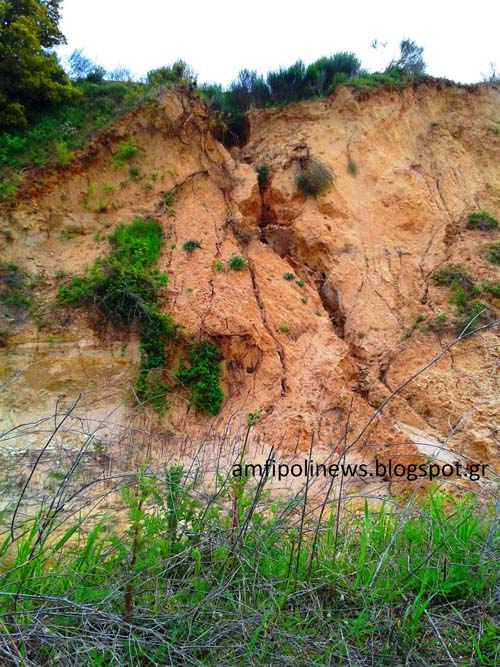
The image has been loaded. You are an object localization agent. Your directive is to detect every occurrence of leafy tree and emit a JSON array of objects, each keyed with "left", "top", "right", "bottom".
[
  {"left": 267, "top": 60, "right": 308, "bottom": 103},
  {"left": 305, "top": 53, "right": 361, "bottom": 94},
  {"left": 392, "top": 39, "right": 426, "bottom": 75},
  {"left": 0, "top": 0, "right": 78, "bottom": 128}
]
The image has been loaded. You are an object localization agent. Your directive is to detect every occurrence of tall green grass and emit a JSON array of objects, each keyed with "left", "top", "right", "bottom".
[{"left": 0, "top": 457, "right": 498, "bottom": 666}]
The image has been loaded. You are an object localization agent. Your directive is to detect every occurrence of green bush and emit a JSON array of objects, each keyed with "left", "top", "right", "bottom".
[
  {"left": 175, "top": 340, "right": 224, "bottom": 414},
  {"left": 182, "top": 239, "right": 202, "bottom": 254},
  {"left": 283, "top": 272, "right": 295, "bottom": 281},
  {"left": 227, "top": 254, "right": 246, "bottom": 271},
  {"left": 466, "top": 210, "right": 498, "bottom": 231},
  {"left": 295, "top": 158, "right": 334, "bottom": 196}
]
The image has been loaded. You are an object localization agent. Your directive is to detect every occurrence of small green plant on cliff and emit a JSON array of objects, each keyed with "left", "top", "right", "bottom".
[
  {"left": 482, "top": 281, "right": 500, "bottom": 298},
  {"left": 175, "top": 340, "right": 224, "bottom": 415},
  {"left": 295, "top": 158, "right": 334, "bottom": 196},
  {"left": 227, "top": 254, "right": 246, "bottom": 271},
  {"left": 112, "top": 138, "right": 138, "bottom": 167},
  {"left": 57, "top": 218, "right": 176, "bottom": 412},
  {"left": 432, "top": 263, "right": 471, "bottom": 288},
  {"left": 487, "top": 241, "right": 500, "bottom": 265},
  {"left": 400, "top": 312, "right": 426, "bottom": 341},
  {"left": 466, "top": 209, "right": 498, "bottom": 231},
  {"left": 283, "top": 272, "right": 295, "bottom": 281},
  {"left": 182, "top": 239, "right": 201, "bottom": 254},
  {"left": 432, "top": 263, "right": 493, "bottom": 335}
]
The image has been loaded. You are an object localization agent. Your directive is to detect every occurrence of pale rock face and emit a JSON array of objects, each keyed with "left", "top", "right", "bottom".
[{"left": 1, "top": 84, "right": 499, "bottom": 498}]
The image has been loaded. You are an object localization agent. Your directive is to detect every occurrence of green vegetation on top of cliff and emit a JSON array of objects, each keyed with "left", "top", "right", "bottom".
[{"left": 0, "top": 28, "right": 433, "bottom": 200}]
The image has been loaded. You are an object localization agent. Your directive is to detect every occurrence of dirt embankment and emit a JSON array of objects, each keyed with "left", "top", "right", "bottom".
[{"left": 1, "top": 82, "right": 499, "bottom": 497}]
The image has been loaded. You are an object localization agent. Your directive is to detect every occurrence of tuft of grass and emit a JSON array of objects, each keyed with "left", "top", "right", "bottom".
[
  {"left": 466, "top": 209, "right": 498, "bottom": 231},
  {"left": 227, "top": 254, "right": 247, "bottom": 271},
  {"left": 454, "top": 302, "right": 489, "bottom": 335},
  {"left": 112, "top": 138, "right": 138, "bottom": 167},
  {"left": 295, "top": 158, "right": 334, "bottom": 196},
  {"left": 428, "top": 312, "right": 447, "bottom": 332},
  {"left": 182, "top": 239, "right": 202, "bottom": 254},
  {"left": 283, "top": 272, "right": 295, "bottom": 281},
  {"left": 213, "top": 258, "right": 223, "bottom": 272},
  {"left": 400, "top": 313, "right": 427, "bottom": 342}
]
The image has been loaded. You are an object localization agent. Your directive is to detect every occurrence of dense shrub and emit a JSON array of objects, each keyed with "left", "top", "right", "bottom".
[
  {"left": 227, "top": 254, "right": 247, "bottom": 271},
  {"left": 0, "top": 80, "right": 147, "bottom": 199},
  {"left": 182, "top": 239, "right": 202, "bottom": 253},
  {"left": 175, "top": 340, "right": 224, "bottom": 414},
  {"left": 295, "top": 158, "right": 334, "bottom": 196}
]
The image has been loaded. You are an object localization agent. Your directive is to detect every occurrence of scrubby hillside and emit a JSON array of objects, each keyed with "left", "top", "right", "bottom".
[{"left": 1, "top": 81, "right": 499, "bottom": 498}]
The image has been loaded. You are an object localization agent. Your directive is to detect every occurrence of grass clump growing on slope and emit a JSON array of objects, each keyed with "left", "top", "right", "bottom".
[
  {"left": 227, "top": 254, "right": 247, "bottom": 271},
  {"left": 466, "top": 209, "right": 498, "bottom": 231},
  {"left": 175, "top": 340, "right": 224, "bottom": 415},
  {"left": 295, "top": 158, "right": 334, "bottom": 196},
  {"left": 182, "top": 239, "right": 201, "bottom": 253},
  {"left": 57, "top": 218, "right": 175, "bottom": 411},
  {"left": 431, "top": 263, "right": 494, "bottom": 336}
]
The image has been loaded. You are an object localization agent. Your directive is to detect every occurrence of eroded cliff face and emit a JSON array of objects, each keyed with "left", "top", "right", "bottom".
[{"left": 1, "top": 82, "right": 499, "bottom": 497}]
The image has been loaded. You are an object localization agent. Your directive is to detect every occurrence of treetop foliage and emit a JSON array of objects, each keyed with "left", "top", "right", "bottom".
[{"left": 0, "top": 0, "right": 78, "bottom": 128}]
